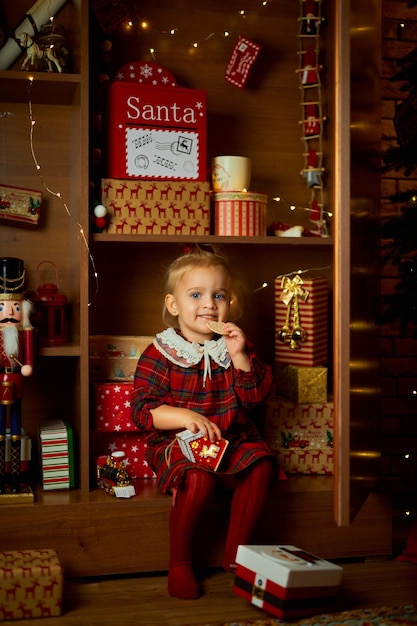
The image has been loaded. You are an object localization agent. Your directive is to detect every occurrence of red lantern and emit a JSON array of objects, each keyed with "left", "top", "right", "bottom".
[{"left": 34, "top": 261, "right": 68, "bottom": 346}]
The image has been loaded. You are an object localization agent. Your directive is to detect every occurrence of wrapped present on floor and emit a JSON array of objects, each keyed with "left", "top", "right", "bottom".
[
  {"left": 275, "top": 364, "right": 327, "bottom": 404},
  {"left": 38, "top": 420, "right": 75, "bottom": 490},
  {"left": 264, "top": 397, "right": 334, "bottom": 474},
  {"left": 107, "top": 61, "right": 207, "bottom": 180},
  {"left": 101, "top": 179, "right": 210, "bottom": 236},
  {"left": 89, "top": 335, "right": 154, "bottom": 381},
  {"left": 93, "top": 431, "right": 156, "bottom": 479},
  {"left": 94, "top": 382, "right": 134, "bottom": 432},
  {"left": 275, "top": 275, "right": 328, "bottom": 367},
  {"left": 233, "top": 545, "right": 342, "bottom": 619},
  {"left": 212, "top": 191, "right": 267, "bottom": 236},
  {"left": 0, "top": 549, "right": 63, "bottom": 620}
]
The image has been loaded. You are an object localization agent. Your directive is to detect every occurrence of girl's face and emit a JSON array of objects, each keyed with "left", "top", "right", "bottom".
[{"left": 165, "top": 266, "right": 231, "bottom": 343}]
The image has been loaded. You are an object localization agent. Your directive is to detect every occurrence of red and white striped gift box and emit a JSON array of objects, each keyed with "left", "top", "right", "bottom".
[
  {"left": 275, "top": 276, "right": 328, "bottom": 367},
  {"left": 38, "top": 420, "right": 74, "bottom": 490},
  {"left": 212, "top": 191, "right": 267, "bottom": 236}
]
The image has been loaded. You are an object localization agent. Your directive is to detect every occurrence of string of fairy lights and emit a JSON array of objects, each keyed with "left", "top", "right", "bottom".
[
  {"left": 119, "top": 3, "right": 330, "bottom": 227},
  {"left": 26, "top": 77, "right": 99, "bottom": 306}
]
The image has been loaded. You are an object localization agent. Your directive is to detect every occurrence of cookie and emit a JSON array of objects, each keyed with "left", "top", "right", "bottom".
[{"left": 207, "top": 320, "right": 227, "bottom": 335}]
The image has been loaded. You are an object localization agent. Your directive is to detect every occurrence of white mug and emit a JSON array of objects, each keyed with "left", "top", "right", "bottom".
[{"left": 211, "top": 155, "right": 251, "bottom": 191}]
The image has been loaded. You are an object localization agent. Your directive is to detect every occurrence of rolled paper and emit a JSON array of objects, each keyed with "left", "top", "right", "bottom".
[{"left": 0, "top": 0, "right": 68, "bottom": 70}]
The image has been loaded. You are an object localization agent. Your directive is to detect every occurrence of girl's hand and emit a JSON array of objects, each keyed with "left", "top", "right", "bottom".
[
  {"left": 151, "top": 405, "right": 222, "bottom": 441},
  {"left": 183, "top": 412, "right": 222, "bottom": 443},
  {"left": 222, "top": 322, "right": 251, "bottom": 371}
]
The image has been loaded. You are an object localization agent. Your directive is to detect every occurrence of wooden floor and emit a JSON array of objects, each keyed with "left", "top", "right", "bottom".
[{"left": 9, "top": 559, "right": 417, "bottom": 626}]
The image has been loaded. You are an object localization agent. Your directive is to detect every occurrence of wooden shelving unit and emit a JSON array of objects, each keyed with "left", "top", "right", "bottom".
[{"left": 0, "top": 0, "right": 390, "bottom": 576}]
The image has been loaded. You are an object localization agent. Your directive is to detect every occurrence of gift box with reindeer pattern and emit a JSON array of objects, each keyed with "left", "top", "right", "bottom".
[
  {"left": 101, "top": 179, "right": 210, "bottom": 236},
  {"left": 0, "top": 549, "right": 63, "bottom": 620},
  {"left": 264, "top": 397, "right": 334, "bottom": 475}
]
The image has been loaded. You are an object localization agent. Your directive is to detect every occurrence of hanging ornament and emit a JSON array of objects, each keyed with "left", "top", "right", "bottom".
[
  {"left": 225, "top": 36, "right": 261, "bottom": 89},
  {"left": 277, "top": 275, "right": 309, "bottom": 350}
]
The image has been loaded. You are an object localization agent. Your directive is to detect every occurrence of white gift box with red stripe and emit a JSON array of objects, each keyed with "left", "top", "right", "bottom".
[
  {"left": 275, "top": 276, "right": 328, "bottom": 367},
  {"left": 38, "top": 420, "right": 75, "bottom": 490},
  {"left": 212, "top": 191, "right": 267, "bottom": 236},
  {"left": 233, "top": 545, "right": 342, "bottom": 619}
]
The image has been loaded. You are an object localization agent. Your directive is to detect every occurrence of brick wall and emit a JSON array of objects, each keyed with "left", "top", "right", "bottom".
[{"left": 381, "top": 0, "right": 417, "bottom": 552}]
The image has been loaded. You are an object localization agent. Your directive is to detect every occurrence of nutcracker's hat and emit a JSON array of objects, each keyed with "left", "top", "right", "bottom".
[{"left": 0, "top": 257, "right": 25, "bottom": 300}]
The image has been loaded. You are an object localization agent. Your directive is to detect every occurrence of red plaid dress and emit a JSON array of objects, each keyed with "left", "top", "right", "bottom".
[{"left": 131, "top": 328, "right": 277, "bottom": 493}]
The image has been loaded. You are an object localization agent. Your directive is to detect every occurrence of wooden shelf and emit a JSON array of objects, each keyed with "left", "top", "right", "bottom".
[
  {"left": 0, "top": 70, "right": 81, "bottom": 105},
  {"left": 91, "top": 233, "right": 334, "bottom": 247},
  {"left": 36, "top": 344, "right": 81, "bottom": 358},
  {"left": 1, "top": 478, "right": 391, "bottom": 577}
]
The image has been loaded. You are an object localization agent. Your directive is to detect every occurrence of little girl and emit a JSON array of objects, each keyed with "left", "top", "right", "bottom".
[{"left": 131, "top": 246, "right": 278, "bottom": 599}]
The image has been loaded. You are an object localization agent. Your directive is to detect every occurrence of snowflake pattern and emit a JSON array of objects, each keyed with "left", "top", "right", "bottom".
[{"left": 140, "top": 63, "right": 153, "bottom": 79}]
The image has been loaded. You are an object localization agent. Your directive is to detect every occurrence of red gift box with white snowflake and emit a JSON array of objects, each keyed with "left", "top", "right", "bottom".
[
  {"left": 107, "top": 61, "right": 207, "bottom": 181},
  {"left": 94, "top": 382, "right": 134, "bottom": 432}
]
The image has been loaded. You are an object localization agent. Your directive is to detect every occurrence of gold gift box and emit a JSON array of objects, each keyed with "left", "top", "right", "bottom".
[{"left": 275, "top": 365, "right": 327, "bottom": 404}]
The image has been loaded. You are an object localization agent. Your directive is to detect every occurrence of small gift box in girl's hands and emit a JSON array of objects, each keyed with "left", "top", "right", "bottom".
[{"left": 176, "top": 429, "right": 229, "bottom": 471}]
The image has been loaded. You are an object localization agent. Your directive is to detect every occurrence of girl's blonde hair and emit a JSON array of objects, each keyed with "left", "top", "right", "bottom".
[{"left": 162, "top": 246, "right": 242, "bottom": 326}]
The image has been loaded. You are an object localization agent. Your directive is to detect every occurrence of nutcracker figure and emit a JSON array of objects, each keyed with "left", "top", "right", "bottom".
[{"left": 0, "top": 258, "right": 34, "bottom": 494}]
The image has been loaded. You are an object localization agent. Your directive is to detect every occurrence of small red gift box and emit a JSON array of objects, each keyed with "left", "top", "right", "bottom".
[
  {"left": 94, "top": 382, "right": 134, "bottom": 432},
  {"left": 176, "top": 430, "right": 229, "bottom": 471},
  {"left": 233, "top": 545, "right": 342, "bottom": 619},
  {"left": 275, "top": 276, "right": 328, "bottom": 367}
]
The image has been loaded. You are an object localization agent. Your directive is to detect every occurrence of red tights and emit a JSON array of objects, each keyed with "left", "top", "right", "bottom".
[{"left": 168, "top": 458, "right": 275, "bottom": 599}]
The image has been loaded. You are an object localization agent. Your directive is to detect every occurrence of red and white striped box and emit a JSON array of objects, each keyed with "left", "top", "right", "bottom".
[
  {"left": 0, "top": 549, "right": 63, "bottom": 620},
  {"left": 275, "top": 276, "right": 328, "bottom": 367},
  {"left": 38, "top": 420, "right": 75, "bottom": 490},
  {"left": 212, "top": 191, "right": 267, "bottom": 236},
  {"left": 233, "top": 545, "right": 342, "bottom": 619}
]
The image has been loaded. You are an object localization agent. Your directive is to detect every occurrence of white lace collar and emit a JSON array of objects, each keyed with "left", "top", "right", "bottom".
[{"left": 153, "top": 328, "right": 231, "bottom": 386}]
